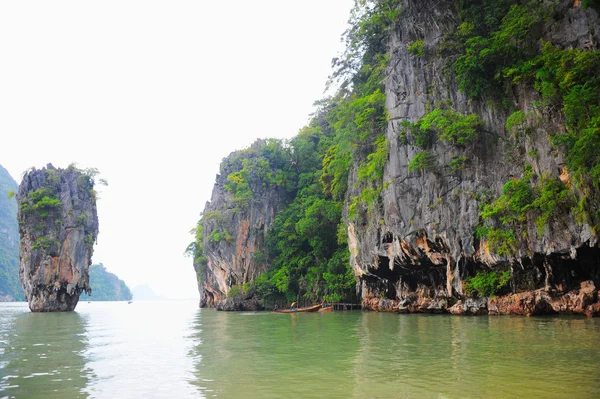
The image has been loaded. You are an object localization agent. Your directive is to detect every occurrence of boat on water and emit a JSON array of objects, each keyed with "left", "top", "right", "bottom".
[
  {"left": 274, "top": 304, "right": 322, "bottom": 313},
  {"left": 318, "top": 306, "right": 333, "bottom": 312}
]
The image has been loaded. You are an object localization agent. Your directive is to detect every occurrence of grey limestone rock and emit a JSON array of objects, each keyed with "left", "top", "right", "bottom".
[
  {"left": 195, "top": 141, "right": 284, "bottom": 308},
  {"left": 17, "top": 164, "right": 99, "bottom": 312},
  {"left": 347, "top": 0, "right": 600, "bottom": 313}
]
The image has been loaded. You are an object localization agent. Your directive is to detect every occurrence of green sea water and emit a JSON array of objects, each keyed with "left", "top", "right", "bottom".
[{"left": 1, "top": 301, "right": 599, "bottom": 398}]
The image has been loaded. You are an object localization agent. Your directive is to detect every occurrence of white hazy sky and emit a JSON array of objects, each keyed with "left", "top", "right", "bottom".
[{"left": 0, "top": 1, "right": 354, "bottom": 299}]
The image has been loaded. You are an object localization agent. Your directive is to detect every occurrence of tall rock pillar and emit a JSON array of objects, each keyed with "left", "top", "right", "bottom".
[{"left": 17, "top": 164, "right": 99, "bottom": 312}]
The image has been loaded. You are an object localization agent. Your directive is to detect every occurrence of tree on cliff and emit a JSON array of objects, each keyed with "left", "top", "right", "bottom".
[
  {"left": 192, "top": 0, "right": 600, "bottom": 315},
  {"left": 190, "top": 1, "right": 401, "bottom": 306}
]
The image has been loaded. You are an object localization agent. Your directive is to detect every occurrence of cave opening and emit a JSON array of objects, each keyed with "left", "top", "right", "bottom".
[
  {"left": 544, "top": 245, "right": 600, "bottom": 289},
  {"left": 368, "top": 255, "right": 402, "bottom": 299}
]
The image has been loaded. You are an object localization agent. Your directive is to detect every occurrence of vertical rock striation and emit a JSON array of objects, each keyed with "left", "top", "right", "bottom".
[
  {"left": 193, "top": 140, "right": 285, "bottom": 309},
  {"left": 17, "top": 164, "right": 99, "bottom": 312},
  {"left": 348, "top": 0, "right": 600, "bottom": 315},
  {"left": 192, "top": 0, "right": 600, "bottom": 316}
]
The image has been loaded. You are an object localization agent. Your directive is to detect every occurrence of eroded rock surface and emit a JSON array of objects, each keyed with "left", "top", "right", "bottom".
[
  {"left": 195, "top": 140, "right": 285, "bottom": 308},
  {"left": 17, "top": 164, "right": 98, "bottom": 312},
  {"left": 194, "top": 1, "right": 600, "bottom": 316},
  {"left": 347, "top": 0, "right": 600, "bottom": 315}
]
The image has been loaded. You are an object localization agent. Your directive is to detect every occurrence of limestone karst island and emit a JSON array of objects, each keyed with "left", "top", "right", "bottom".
[
  {"left": 190, "top": 0, "right": 600, "bottom": 317},
  {"left": 17, "top": 165, "right": 99, "bottom": 311},
  {"left": 1, "top": 1, "right": 600, "bottom": 398}
]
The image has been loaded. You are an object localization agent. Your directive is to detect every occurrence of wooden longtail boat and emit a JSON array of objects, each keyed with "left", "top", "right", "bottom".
[
  {"left": 274, "top": 304, "right": 322, "bottom": 313},
  {"left": 318, "top": 306, "right": 333, "bottom": 312}
]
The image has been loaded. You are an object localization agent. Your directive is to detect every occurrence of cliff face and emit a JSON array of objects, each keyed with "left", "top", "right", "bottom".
[
  {"left": 193, "top": 0, "right": 600, "bottom": 316},
  {"left": 349, "top": 0, "right": 600, "bottom": 315},
  {"left": 0, "top": 164, "right": 22, "bottom": 301},
  {"left": 195, "top": 140, "right": 285, "bottom": 309},
  {"left": 17, "top": 164, "right": 99, "bottom": 312}
]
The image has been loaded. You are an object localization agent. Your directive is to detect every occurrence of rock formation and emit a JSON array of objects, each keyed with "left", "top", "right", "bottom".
[
  {"left": 17, "top": 164, "right": 99, "bottom": 312},
  {"left": 193, "top": 0, "right": 600, "bottom": 316},
  {"left": 193, "top": 140, "right": 285, "bottom": 309},
  {"left": 348, "top": 0, "right": 600, "bottom": 315}
]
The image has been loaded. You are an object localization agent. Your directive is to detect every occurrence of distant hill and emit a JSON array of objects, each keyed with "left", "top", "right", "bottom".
[
  {"left": 132, "top": 284, "right": 163, "bottom": 300},
  {"left": 83, "top": 263, "right": 132, "bottom": 301},
  {"left": 0, "top": 164, "right": 23, "bottom": 301}
]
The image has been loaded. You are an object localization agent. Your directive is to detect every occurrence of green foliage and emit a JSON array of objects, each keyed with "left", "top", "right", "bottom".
[
  {"left": 354, "top": 134, "right": 388, "bottom": 215},
  {"left": 408, "top": 150, "right": 435, "bottom": 173},
  {"left": 531, "top": 174, "right": 573, "bottom": 235},
  {"left": 420, "top": 109, "right": 484, "bottom": 146},
  {"left": 208, "top": 227, "right": 232, "bottom": 243},
  {"left": 186, "top": 220, "right": 208, "bottom": 283},
  {"left": 223, "top": 142, "right": 292, "bottom": 210},
  {"left": 505, "top": 110, "right": 530, "bottom": 136},
  {"left": 84, "top": 234, "right": 95, "bottom": 246},
  {"left": 32, "top": 236, "right": 59, "bottom": 252},
  {"left": 19, "top": 187, "right": 62, "bottom": 219},
  {"left": 189, "top": 0, "right": 400, "bottom": 305},
  {"left": 480, "top": 169, "right": 573, "bottom": 255},
  {"left": 357, "top": 134, "right": 388, "bottom": 183},
  {"left": 474, "top": 225, "right": 490, "bottom": 240},
  {"left": 515, "top": 43, "right": 600, "bottom": 227},
  {"left": 407, "top": 39, "right": 424, "bottom": 57},
  {"left": 330, "top": 0, "right": 401, "bottom": 92},
  {"left": 481, "top": 173, "right": 572, "bottom": 233},
  {"left": 0, "top": 165, "right": 23, "bottom": 301},
  {"left": 321, "top": 144, "right": 351, "bottom": 201},
  {"left": 322, "top": 0, "right": 396, "bottom": 205},
  {"left": 481, "top": 179, "right": 534, "bottom": 224},
  {"left": 401, "top": 109, "right": 483, "bottom": 148},
  {"left": 451, "top": 1, "right": 600, "bottom": 228},
  {"left": 464, "top": 270, "right": 511, "bottom": 297},
  {"left": 83, "top": 263, "right": 132, "bottom": 301},
  {"left": 75, "top": 212, "right": 88, "bottom": 227},
  {"left": 486, "top": 229, "right": 517, "bottom": 256},
  {"left": 453, "top": 1, "right": 550, "bottom": 99},
  {"left": 448, "top": 156, "right": 467, "bottom": 173},
  {"left": 400, "top": 119, "right": 434, "bottom": 148},
  {"left": 227, "top": 285, "right": 242, "bottom": 299}
]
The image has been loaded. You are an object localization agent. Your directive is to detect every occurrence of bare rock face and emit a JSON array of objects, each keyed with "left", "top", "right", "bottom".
[
  {"left": 195, "top": 140, "right": 284, "bottom": 308},
  {"left": 17, "top": 164, "right": 99, "bottom": 312},
  {"left": 347, "top": 0, "right": 600, "bottom": 315}
]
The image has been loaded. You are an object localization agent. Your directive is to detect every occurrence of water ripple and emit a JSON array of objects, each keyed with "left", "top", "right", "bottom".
[{"left": 2, "top": 302, "right": 600, "bottom": 398}]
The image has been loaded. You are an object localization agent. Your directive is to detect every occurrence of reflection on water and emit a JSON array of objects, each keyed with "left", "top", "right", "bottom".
[
  {"left": 189, "top": 310, "right": 600, "bottom": 399},
  {"left": 2, "top": 302, "right": 600, "bottom": 398},
  {"left": 189, "top": 310, "right": 361, "bottom": 398},
  {"left": 0, "top": 305, "right": 91, "bottom": 398},
  {"left": 80, "top": 301, "right": 198, "bottom": 399},
  {"left": 0, "top": 301, "right": 199, "bottom": 399}
]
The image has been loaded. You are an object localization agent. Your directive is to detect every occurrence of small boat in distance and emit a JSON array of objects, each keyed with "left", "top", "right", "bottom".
[
  {"left": 318, "top": 306, "right": 333, "bottom": 312},
  {"left": 274, "top": 304, "right": 321, "bottom": 313}
]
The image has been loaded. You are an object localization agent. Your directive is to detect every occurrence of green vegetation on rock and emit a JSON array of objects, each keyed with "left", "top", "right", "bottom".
[
  {"left": 464, "top": 270, "right": 511, "bottom": 297},
  {"left": 191, "top": 0, "right": 600, "bottom": 309},
  {"left": 446, "top": 0, "right": 600, "bottom": 233},
  {"left": 189, "top": 0, "right": 403, "bottom": 305}
]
